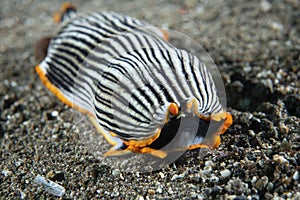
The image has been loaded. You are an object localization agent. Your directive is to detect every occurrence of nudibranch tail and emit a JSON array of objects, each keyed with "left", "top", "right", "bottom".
[{"left": 53, "top": 2, "right": 77, "bottom": 24}]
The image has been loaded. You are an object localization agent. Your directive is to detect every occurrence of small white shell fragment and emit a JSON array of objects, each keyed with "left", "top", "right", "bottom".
[
  {"left": 220, "top": 169, "right": 231, "bottom": 178},
  {"left": 34, "top": 174, "right": 65, "bottom": 197}
]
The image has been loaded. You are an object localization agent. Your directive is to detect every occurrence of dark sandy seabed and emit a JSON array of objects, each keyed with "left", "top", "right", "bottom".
[{"left": 0, "top": 0, "right": 299, "bottom": 199}]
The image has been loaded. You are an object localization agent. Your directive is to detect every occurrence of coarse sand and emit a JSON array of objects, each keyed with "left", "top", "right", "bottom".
[{"left": 0, "top": 0, "right": 299, "bottom": 199}]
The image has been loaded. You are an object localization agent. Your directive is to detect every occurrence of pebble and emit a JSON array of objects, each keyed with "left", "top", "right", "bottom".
[
  {"left": 147, "top": 189, "right": 155, "bottom": 195},
  {"left": 264, "top": 192, "right": 273, "bottom": 199},
  {"left": 205, "top": 160, "right": 214, "bottom": 167},
  {"left": 270, "top": 21, "right": 284, "bottom": 31},
  {"left": 292, "top": 171, "right": 299, "bottom": 181},
  {"left": 136, "top": 195, "right": 144, "bottom": 200},
  {"left": 255, "top": 176, "right": 269, "bottom": 190},
  {"left": 168, "top": 187, "right": 173, "bottom": 195},
  {"left": 260, "top": 0, "right": 272, "bottom": 12},
  {"left": 19, "top": 190, "right": 26, "bottom": 199},
  {"left": 251, "top": 176, "right": 257, "bottom": 184},
  {"left": 273, "top": 154, "right": 288, "bottom": 164},
  {"left": 47, "top": 110, "right": 59, "bottom": 120},
  {"left": 220, "top": 169, "right": 231, "bottom": 178},
  {"left": 171, "top": 174, "right": 179, "bottom": 181},
  {"left": 171, "top": 173, "right": 185, "bottom": 180},
  {"left": 51, "top": 110, "right": 59, "bottom": 117},
  {"left": 158, "top": 172, "right": 165, "bottom": 179},
  {"left": 209, "top": 175, "right": 219, "bottom": 183},
  {"left": 111, "top": 188, "right": 120, "bottom": 197},
  {"left": 248, "top": 130, "right": 255, "bottom": 137},
  {"left": 220, "top": 162, "right": 226, "bottom": 168},
  {"left": 225, "top": 178, "right": 249, "bottom": 193},
  {"left": 111, "top": 169, "right": 121, "bottom": 178},
  {"left": 156, "top": 187, "right": 163, "bottom": 194},
  {"left": 201, "top": 168, "right": 212, "bottom": 176},
  {"left": 2, "top": 170, "right": 13, "bottom": 176},
  {"left": 266, "top": 182, "right": 273, "bottom": 191}
]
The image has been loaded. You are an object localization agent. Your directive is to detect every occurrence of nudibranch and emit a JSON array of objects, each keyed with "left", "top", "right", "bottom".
[{"left": 35, "top": 3, "right": 232, "bottom": 158}]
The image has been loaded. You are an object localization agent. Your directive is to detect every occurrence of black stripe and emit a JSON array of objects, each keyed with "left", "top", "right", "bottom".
[
  {"left": 129, "top": 93, "right": 152, "bottom": 120},
  {"left": 96, "top": 82, "right": 113, "bottom": 95},
  {"left": 94, "top": 91, "right": 111, "bottom": 109},
  {"left": 83, "top": 16, "right": 117, "bottom": 36},
  {"left": 50, "top": 55, "right": 77, "bottom": 77},
  {"left": 55, "top": 43, "right": 108, "bottom": 74},
  {"left": 182, "top": 51, "right": 204, "bottom": 103},
  {"left": 46, "top": 69, "right": 71, "bottom": 93},
  {"left": 198, "top": 62, "right": 210, "bottom": 111},
  {"left": 115, "top": 55, "right": 158, "bottom": 110},
  {"left": 59, "top": 35, "right": 95, "bottom": 49},
  {"left": 71, "top": 22, "right": 111, "bottom": 40},
  {"left": 137, "top": 84, "right": 154, "bottom": 106},
  {"left": 101, "top": 71, "right": 119, "bottom": 84},
  {"left": 128, "top": 101, "right": 151, "bottom": 123},
  {"left": 51, "top": 52, "right": 79, "bottom": 71},
  {"left": 47, "top": 62, "right": 73, "bottom": 92},
  {"left": 59, "top": 28, "right": 103, "bottom": 45},
  {"left": 158, "top": 84, "right": 174, "bottom": 103},
  {"left": 146, "top": 83, "right": 164, "bottom": 105},
  {"left": 95, "top": 104, "right": 114, "bottom": 119},
  {"left": 51, "top": 51, "right": 100, "bottom": 98},
  {"left": 55, "top": 46, "right": 85, "bottom": 64}
]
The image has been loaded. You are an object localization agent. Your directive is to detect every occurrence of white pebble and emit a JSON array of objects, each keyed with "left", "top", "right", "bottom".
[
  {"left": 11, "top": 81, "right": 17, "bottom": 87},
  {"left": 202, "top": 168, "right": 212, "bottom": 176},
  {"left": 171, "top": 174, "right": 178, "bottom": 181},
  {"left": 168, "top": 187, "right": 173, "bottom": 194},
  {"left": 19, "top": 190, "right": 26, "bottom": 200},
  {"left": 271, "top": 21, "right": 284, "bottom": 31},
  {"left": 209, "top": 175, "right": 219, "bottom": 182},
  {"left": 136, "top": 195, "right": 144, "bottom": 200},
  {"left": 51, "top": 110, "right": 59, "bottom": 117},
  {"left": 260, "top": 0, "right": 272, "bottom": 12},
  {"left": 293, "top": 171, "right": 299, "bottom": 181},
  {"left": 220, "top": 169, "right": 231, "bottom": 178},
  {"left": 158, "top": 172, "right": 165, "bottom": 179},
  {"left": 111, "top": 169, "right": 120, "bottom": 177},
  {"left": 205, "top": 160, "right": 214, "bottom": 166},
  {"left": 2, "top": 170, "right": 13, "bottom": 176},
  {"left": 252, "top": 176, "right": 257, "bottom": 184},
  {"left": 156, "top": 187, "right": 163, "bottom": 194},
  {"left": 248, "top": 130, "right": 255, "bottom": 136}
]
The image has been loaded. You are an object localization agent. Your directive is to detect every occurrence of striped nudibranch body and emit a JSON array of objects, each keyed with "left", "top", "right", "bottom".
[{"left": 35, "top": 3, "right": 232, "bottom": 158}]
